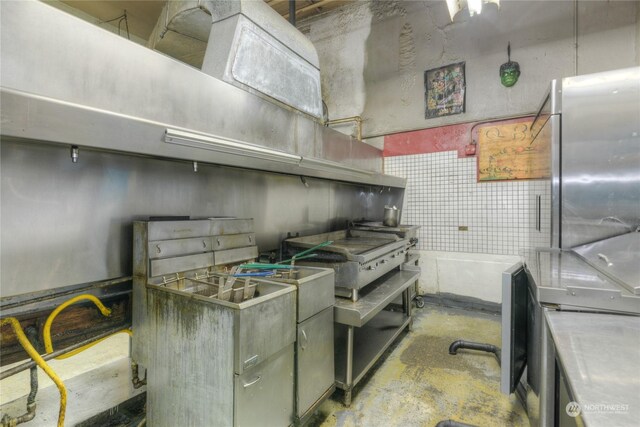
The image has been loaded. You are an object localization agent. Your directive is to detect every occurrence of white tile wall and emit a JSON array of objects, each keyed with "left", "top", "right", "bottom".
[{"left": 386, "top": 151, "right": 551, "bottom": 256}]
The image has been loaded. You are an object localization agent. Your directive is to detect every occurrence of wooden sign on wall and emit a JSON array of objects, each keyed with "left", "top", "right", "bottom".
[{"left": 477, "top": 120, "right": 550, "bottom": 181}]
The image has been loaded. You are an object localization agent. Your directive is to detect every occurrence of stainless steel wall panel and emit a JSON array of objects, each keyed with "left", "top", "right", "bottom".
[
  {"left": 1, "top": 140, "right": 402, "bottom": 296},
  {"left": 322, "top": 127, "right": 353, "bottom": 165},
  {"left": 350, "top": 140, "right": 386, "bottom": 174},
  {"left": 0, "top": 2, "right": 405, "bottom": 297},
  {"left": 560, "top": 67, "right": 640, "bottom": 247}
]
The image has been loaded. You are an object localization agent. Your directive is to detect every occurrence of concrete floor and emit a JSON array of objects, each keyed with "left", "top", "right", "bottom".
[
  {"left": 1, "top": 304, "right": 529, "bottom": 426},
  {"left": 309, "top": 304, "right": 529, "bottom": 427}
]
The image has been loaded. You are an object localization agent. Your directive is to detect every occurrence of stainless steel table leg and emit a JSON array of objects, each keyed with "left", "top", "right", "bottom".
[
  {"left": 539, "top": 308, "right": 556, "bottom": 427},
  {"left": 351, "top": 289, "right": 358, "bottom": 302},
  {"left": 404, "top": 287, "right": 413, "bottom": 331},
  {"left": 344, "top": 325, "right": 354, "bottom": 407}
]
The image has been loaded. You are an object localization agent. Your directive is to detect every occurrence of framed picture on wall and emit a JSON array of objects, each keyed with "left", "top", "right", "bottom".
[{"left": 424, "top": 62, "right": 466, "bottom": 119}]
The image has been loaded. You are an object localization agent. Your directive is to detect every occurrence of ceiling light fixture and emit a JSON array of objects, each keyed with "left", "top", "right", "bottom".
[
  {"left": 446, "top": 0, "right": 500, "bottom": 20},
  {"left": 164, "top": 128, "right": 302, "bottom": 164}
]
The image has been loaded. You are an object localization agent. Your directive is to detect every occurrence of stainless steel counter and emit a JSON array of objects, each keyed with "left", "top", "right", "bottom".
[
  {"left": 524, "top": 249, "right": 640, "bottom": 314},
  {"left": 573, "top": 232, "right": 640, "bottom": 295},
  {"left": 545, "top": 311, "right": 640, "bottom": 427}
]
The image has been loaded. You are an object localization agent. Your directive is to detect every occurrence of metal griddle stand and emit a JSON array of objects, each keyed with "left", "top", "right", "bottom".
[
  {"left": 333, "top": 264, "right": 420, "bottom": 406},
  {"left": 283, "top": 227, "right": 421, "bottom": 406}
]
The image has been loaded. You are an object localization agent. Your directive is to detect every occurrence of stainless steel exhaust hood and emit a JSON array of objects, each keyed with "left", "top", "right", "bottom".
[
  {"left": 0, "top": 1, "right": 404, "bottom": 188},
  {"left": 149, "top": 0, "right": 323, "bottom": 119}
]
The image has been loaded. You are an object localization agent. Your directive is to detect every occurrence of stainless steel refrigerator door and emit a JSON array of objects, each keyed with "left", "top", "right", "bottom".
[
  {"left": 560, "top": 67, "right": 640, "bottom": 248},
  {"left": 528, "top": 79, "right": 561, "bottom": 250}
]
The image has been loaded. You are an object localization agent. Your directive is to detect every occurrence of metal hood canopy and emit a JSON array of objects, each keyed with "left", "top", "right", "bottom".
[
  {"left": 149, "top": 0, "right": 323, "bottom": 119},
  {"left": 1, "top": 1, "right": 403, "bottom": 188}
]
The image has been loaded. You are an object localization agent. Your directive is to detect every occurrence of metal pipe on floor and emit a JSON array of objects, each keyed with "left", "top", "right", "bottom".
[
  {"left": 435, "top": 420, "right": 478, "bottom": 427},
  {"left": 448, "top": 339, "right": 501, "bottom": 362}
]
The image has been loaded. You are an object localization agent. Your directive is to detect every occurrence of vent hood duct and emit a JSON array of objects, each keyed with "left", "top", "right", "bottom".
[{"left": 148, "top": 0, "right": 323, "bottom": 119}]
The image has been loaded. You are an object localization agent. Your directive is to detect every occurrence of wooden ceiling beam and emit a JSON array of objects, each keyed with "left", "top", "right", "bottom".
[{"left": 283, "top": 0, "right": 337, "bottom": 19}]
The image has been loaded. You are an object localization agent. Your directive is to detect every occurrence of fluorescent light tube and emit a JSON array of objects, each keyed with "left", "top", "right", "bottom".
[{"left": 165, "top": 128, "right": 302, "bottom": 165}]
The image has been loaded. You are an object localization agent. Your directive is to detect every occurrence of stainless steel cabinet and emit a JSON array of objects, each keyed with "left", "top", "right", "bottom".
[
  {"left": 235, "top": 344, "right": 295, "bottom": 427},
  {"left": 234, "top": 293, "right": 296, "bottom": 374},
  {"left": 261, "top": 266, "right": 335, "bottom": 425},
  {"left": 146, "top": 281, "right": 296, "bottom": 427},
  {"left": 296, "top": 307, "right": 334, "bottom": 418}
]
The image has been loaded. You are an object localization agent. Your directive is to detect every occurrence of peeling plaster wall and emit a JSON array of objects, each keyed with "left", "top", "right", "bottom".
[
  {"left": 303, "top": 2, "right": 372, "bottom": 119},
  {"left": 302, "top": 0, "right": 639, "bottom": 138},
  {"left": 301, "top": 0, "right": 639, "bottom": 303}
]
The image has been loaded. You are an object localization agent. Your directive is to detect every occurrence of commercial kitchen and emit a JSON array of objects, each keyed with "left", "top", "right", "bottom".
[{"left": 0, "top": 1, "right": 638, "bottom": 426}]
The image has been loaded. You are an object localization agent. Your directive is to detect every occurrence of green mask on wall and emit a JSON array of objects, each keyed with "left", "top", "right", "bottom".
[{"left": 500, "top": 43, "right": 520, "bottom": 87}]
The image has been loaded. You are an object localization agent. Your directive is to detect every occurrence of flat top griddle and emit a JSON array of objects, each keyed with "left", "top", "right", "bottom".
[
  {"left": 325, "top": 236, "right": 395, "bottom": 255},
  {"left": 285, "top": 229, "right": 406, "bottom": 263},
  {"left": 351, "top": 222, "right": 419, "bottom": 236}
]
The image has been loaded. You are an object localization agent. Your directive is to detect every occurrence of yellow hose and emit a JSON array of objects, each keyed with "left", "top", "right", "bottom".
[
  {"left": 1, "top": 317, "right": 67, "bottom": 427},
  {"left": 54, "top": 329, "right": 132, "bottom": 360},
  {"left": 43, "top": 294, "right": 112, "bottom": 355}
]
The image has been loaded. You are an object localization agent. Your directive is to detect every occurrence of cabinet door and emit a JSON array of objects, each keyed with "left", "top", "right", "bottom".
[
  {"left": 236, "top": 290, "right": 296, "bottom": 374},
  {"left": 501, "top": 263, "right": 528, "bottom": 395},
  {"left": 297, "top": 307, "right": 334, "bottom": 418},
  {"left": 234, "top": 344, "right": 294, "bottom": 427}
]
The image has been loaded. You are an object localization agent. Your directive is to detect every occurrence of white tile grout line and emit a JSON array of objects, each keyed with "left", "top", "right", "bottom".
[{"left": 386, "top": 151, "right": 550, "bottom": 255}]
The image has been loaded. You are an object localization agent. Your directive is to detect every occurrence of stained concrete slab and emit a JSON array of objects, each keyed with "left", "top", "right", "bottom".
[
  {"left": 1, "top": 305, "right": 528, "bottom": 426},
  {"left": 310, "top": 304, "right": 529, "bottom": 427}
]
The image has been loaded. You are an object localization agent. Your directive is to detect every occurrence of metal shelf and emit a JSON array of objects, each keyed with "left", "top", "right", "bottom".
[
  {"left": 334, "top": 310, "right": 410, "bottom": 389},
  {"left": 334, "top": 269, "right": 419, "bottom": 327}
]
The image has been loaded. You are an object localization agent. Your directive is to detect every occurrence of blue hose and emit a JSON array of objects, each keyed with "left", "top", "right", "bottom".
[{"left": 232, "top": 271, "right": 275, "bottom": 277}]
